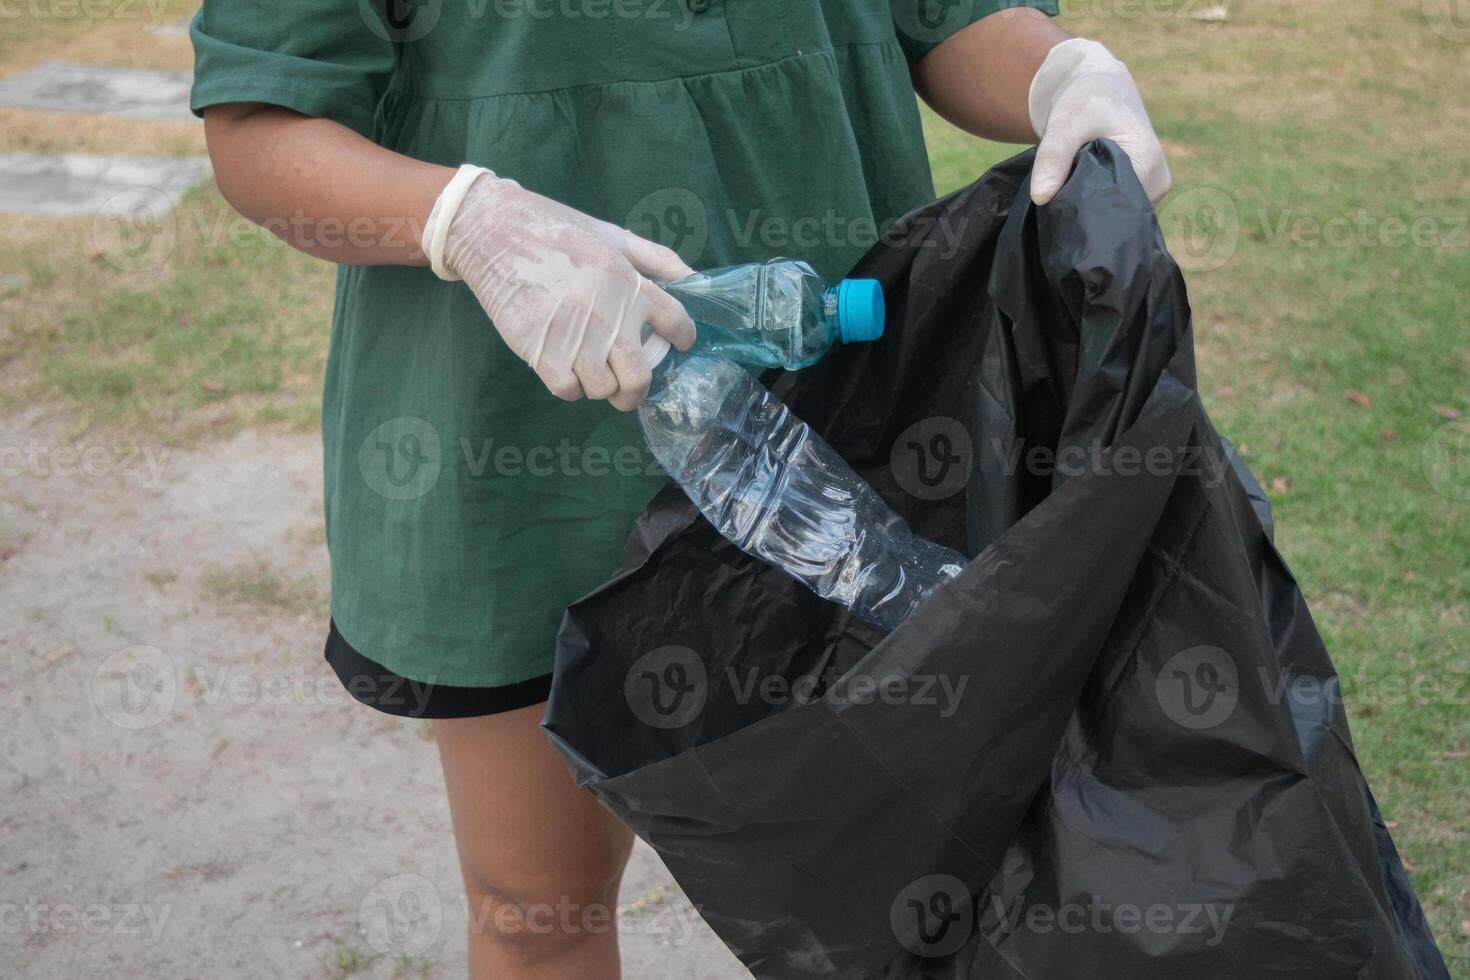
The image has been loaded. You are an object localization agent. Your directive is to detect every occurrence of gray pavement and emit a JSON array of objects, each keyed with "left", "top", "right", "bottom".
[
  {"left": 0, "top": 414, "right": 749, "bottom": 979},
  {"left": 0, "top": 151, "right": 210, "bottom": 217},
  {"left": 0, "top": 61, "right": 195, "bottom": 120}
]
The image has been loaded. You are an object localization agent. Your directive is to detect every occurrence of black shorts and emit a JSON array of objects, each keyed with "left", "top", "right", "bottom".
[{"left": 324, "top": 620, "right": 552, "bottom": 719}]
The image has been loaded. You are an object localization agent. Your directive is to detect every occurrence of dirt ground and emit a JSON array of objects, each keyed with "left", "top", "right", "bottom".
[{"left": 0, "top": 404, "right": 749, "bottom": 979}]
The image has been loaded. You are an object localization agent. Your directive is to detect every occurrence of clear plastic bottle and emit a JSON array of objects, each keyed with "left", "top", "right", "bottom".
[
  {"left": 638, "top": 342, "right": 966, "bottom": 631},
  {"left": 667, "top": 259, "right": 885, "bottom": 370}
]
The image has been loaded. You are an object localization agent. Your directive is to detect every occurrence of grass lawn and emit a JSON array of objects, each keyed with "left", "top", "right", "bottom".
[{"left": 0, "top": 0, "right": 1465, "bottom": 970}]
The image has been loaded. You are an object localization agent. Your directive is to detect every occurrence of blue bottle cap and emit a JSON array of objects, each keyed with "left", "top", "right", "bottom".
[{"left": 836, "top": 278, "right": 885, "bottom": 344}]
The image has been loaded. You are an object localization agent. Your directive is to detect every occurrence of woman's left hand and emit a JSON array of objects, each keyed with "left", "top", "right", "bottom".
[{"left": 1028, "top": 38, "right": 1171, "bottom": 206}]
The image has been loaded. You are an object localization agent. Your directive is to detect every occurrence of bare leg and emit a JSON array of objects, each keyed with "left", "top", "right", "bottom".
[{"left": 435, "top": 704, "right": 634, "bottom": 979}]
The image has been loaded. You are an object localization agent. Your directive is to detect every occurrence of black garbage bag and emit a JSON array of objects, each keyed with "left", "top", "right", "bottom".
[{"left": 543, "top": 142, "right": 1449, "bottom": 980}]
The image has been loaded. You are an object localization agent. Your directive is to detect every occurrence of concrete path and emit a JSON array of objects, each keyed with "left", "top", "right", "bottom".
[
  {"left": 0, "top": 151, "right": 210, "bottom": 217},
  {"left": 0, "top": 56, "right": 207, "bottom": 218},
  {"left": 0, "top": 62, "right": 195, "bottom": 121},
  {"left": 0, "top": 407, "right": 750, "bottom": 979}
]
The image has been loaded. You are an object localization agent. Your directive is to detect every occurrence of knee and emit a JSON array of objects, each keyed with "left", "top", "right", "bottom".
[{"left": 461, "top": 861, "right": 627, "bottom": 961}]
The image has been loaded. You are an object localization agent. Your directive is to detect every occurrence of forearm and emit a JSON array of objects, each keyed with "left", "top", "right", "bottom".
[
  {"left": 202, "top": 103, "right": 454, "bottom": 266},
  {"left": 911, "top": 8, "right": 1070, "bottom": 144}
]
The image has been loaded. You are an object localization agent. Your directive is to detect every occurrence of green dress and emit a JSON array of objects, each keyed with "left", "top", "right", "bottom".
[{"left": 190, "top": 0, "right": 1055, "bottom": 688}]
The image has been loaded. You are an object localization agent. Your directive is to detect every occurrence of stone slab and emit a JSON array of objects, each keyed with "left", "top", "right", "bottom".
[
  {"left": 0, "top": 151, "right": 211, "bottom": 217},
  {"left": 0, "top": 60, "right": 195, "bottom": 120}
]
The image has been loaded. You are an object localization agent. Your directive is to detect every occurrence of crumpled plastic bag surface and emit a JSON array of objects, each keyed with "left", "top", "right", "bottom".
[{"left": 543, "top": 142, "right": 1450, "bottom": 980}]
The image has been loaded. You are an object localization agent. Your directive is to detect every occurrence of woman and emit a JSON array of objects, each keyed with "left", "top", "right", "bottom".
[{"left": 191, "top": 1, "right": 1167, "bottom": 975}]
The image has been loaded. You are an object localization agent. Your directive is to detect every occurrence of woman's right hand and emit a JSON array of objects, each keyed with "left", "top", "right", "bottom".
[{"left": 432, "top": 171, "right": 697, "bottom": 412}]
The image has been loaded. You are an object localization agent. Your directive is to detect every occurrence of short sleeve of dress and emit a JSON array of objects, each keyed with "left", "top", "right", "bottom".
[
  {"left": 891, "top": 0, "right": 1061, "bottom": 62},
  {"left": 189, "top": 0, "right": 397, "bottom": 138}
]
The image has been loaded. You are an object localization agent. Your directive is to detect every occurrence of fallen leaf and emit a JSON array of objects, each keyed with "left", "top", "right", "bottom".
[
  {"left": 1378, "top": 430, "right": 1397, "bottom": 443},
  {"left": 1398, "top": 850, "right": 1418, "bottom": 873},
  {"left": 1461, "top": 920, "right": 1470, "bottom": 940},
  {"left": 1270, "top": 477, "right": 1291, "bottom": 494},
  {"left": 1433, "top": 406, "right": 1461, "bottom": 420},
  {"left": 1383, "top": 820, "right": 1399, "bottom": 829},
  {"left": 200, "top": 382, "right": 227, "bottom": 395},
  {"left": 1345, "top": 389, "right": 1371, "bottom": 407}
]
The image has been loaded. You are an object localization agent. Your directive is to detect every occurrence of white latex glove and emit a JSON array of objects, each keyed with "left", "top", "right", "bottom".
[
  {"left": 423, "top": 166, "right": 696, "bottom": 411},
  {"left": 1028, "top": 38, "right": 1171, "bottom": 206}
]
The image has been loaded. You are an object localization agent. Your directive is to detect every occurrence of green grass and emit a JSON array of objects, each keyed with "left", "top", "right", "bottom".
[
  {"left": 1, "top": 182, "right": 335, "bottom": 441},
  {"left": 0, "top": 0, "right": 196, "bottom": 70},
  {"left": 202, "top": 559, "right": 325, "bottom": 618},
  {"left": 0, "top": 0, "right": 1465, "bottom": 968}
]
